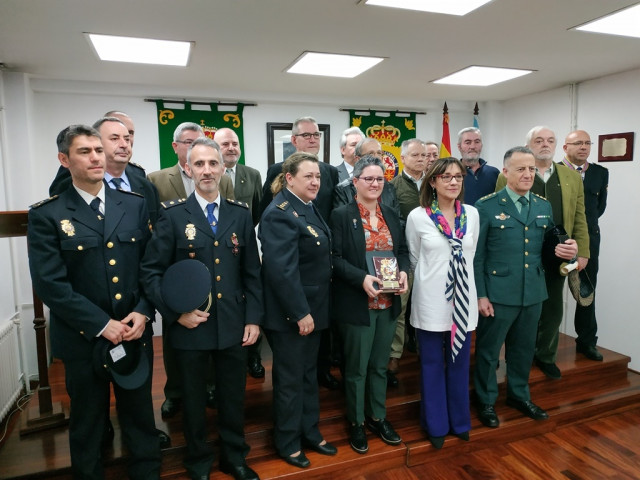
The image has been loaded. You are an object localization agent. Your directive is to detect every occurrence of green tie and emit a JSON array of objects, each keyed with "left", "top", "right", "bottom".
[{"left": 518, "top": 195, "right": 529, "bottom": 219}]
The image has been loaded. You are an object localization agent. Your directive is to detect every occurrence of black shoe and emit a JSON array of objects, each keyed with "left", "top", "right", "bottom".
[
  {"left": 206, "top": 388, "right": 217, "bottom": 409},
  {"left": 190, "top": 475, "right": 209, "bottom": 480},
  {"left": 280, "top": 451, "right": 310, "bottom": 469},
  {"left": 406, "top": 335, "right": 417, "bottom": 353},
  {"left": 365, "top": 417, "right": 402, "bottom": 445},
  {"left": 534, "top": 358, "right": 562, "bottom": 379},
  {"left": 428, "top": 435, "right": 445, "bottom": 449},
  {"left": 453, "top": 431, "right": 469, "bottom": 441},
  {"left": 220, "top": 461, "right": 259, "bottom": 480},
  {"left": 157, "top": 429, "right": 171, "bottom": 449},
  {"left": 506, "top": 398, "right": 549, "bottom": 420},
  {"left": 576, "top": 344, "right": 603, "bottom": 361},
  {"left": 386, "top": 370, "right": 399, "bottom": 388},
  {"left": 160, "top": 398, "right": 181, "bottom": 418},
  {"left": 318, "top": 371, "right": 340, "bottom": 390},
  {"left": 477, "top": 404, "right": 499, "bottom": 428},
  {"left": 349, "top": 424, "right": 369, "bottom": 454},
  {"left": 302, "top": 439, "right": 337, "bottom": 456},
  {"left": 247, "top": 357, "right": 266, "bottom": 378}
]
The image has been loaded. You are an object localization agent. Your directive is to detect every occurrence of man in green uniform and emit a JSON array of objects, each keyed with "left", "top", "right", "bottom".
[{"left": 474, "top": 147, "right": 578, "bottom": 428}]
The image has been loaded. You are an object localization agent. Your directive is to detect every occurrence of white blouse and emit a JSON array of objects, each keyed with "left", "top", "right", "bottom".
[{"left": 406, "top": 204, "right": 479, "bottom": 332}]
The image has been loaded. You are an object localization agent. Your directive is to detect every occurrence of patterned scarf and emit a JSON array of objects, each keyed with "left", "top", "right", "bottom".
[{"left": 426, "top": 199, "right": 469, "bottom": 362}]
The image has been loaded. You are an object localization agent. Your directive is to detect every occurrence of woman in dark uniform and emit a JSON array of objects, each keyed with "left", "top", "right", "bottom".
[
  {"left": 259, "top": 152, "right": 337, "bottom": 468},
  {"left": 330, "top": 155, "right": 409, "bottom": 454}
]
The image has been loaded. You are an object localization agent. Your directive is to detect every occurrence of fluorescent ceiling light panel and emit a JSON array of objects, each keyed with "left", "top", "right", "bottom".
[
  {"left": 574, "top": 4, "right": 640, "bottom": 39},
  {"left": 364, "top": 0, "right": 492, "bottom": 16},
  {"left": 433, "top": 66, "right": 533, "bottom": 86},
  {"left": 86, "top": 33, "right": 192, "bottom": 66},
  {"left": 287, "top": 52, "right": 384, "bottom": 78}
]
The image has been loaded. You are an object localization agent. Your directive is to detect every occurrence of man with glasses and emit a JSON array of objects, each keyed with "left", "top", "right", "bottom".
[
  {"left": 496, "top": 126, "right": 589, "bottom": 380},
  {"left": 258, "top": 116, "right": 338, "bottom": 224},
  {"left": 562, "top": 130, "right": 608, "bottom": 362},
  {"left": 457, "top": 127, "right": 499, "bottom": 205},
  {"left": 148, "top": 122, "right": 234, "bottom": 418},
  {"left": 386, "top": 138, "right": 427, "bottom": 386},
  {"left": 148, "top": 122, "right": 234, "bottom": 204}
]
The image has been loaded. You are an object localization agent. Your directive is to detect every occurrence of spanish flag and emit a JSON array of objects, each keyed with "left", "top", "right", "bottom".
[{"left": 440, "top": 102, "right": 452, "bottom": 158}]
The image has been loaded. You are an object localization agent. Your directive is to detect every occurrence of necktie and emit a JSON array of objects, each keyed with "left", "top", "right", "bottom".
[
  {"left": 111, "top": 177, "right": 124, "bottom": 190},
  {"left": 225, "top": 168, "right": 234, "bottom": 186},
  {"left": 90, "top": 197, "right": 104, "bottom": 228},
  {"left": 518, "top": 195, "right": 529, "bottom": 219},
  {"left": 206, "top": 203, "right": 218, "bottom": 235}
]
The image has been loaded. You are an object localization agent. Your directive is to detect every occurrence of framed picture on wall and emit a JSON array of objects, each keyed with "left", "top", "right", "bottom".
[
  {"left": 266, "top": 122, "right": 331, "bottom": 166},
  {"left": 598, "top": 132, "right": 634, "bottom": 162}
]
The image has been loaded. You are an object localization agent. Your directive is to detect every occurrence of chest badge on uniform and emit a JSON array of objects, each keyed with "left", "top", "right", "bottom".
[
  {"left": 495, "top": 213, "right": 510, "bottom": 220},
  {"left": 60, "top": 219, "right": 75, "bottom": 237},
  {"left": 307, "top": 225, "right": 319, "bottom": 237},
  {"left": 185, "top": 223, "right": 197, "bottom": 240},
  {"left": 231, "top": 233, "right": 240, "bottom": 256},
  {"left": 292, "top": 210, "right": 299, "bottom": 217}
]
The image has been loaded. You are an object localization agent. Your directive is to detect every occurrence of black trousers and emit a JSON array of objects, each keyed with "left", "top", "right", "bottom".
[
  {"left": 175, "top": 344, "right": 249, "bottom": 478},
  {"left": 574, "top": 232, "right": 600, "bottom": 347}
]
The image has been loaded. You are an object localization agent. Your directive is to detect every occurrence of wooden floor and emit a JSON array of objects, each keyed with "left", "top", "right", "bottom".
[{"left": 1, "top": 333, "right": 639, "bottom": 480}]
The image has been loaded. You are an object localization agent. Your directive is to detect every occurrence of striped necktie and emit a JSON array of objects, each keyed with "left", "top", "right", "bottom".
[{"left": 111, "top": 177, "right": 124, "bottom": 190}]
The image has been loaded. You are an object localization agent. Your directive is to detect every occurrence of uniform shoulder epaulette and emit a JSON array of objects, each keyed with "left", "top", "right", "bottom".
[
  {"left": 337, "top": 178, "right": 351, "bottom": 188},
  {"left": 532, "top": 192, "right": 546, "bottom": 200},
  {"left": 115, "top": 189, "right": 143, "bottom": 198},
  {"left": 128, "top": 162, "right": 146, "bottom": 174},
  {"left": 226, "top": 198, "right": 249, "bottom": 209},
  {"left": 30, "top": 195, "right": 59, "bottom": 209},
  {"left": 276, "top": 200, "right": 289, "bottom": 211},
  {"left": 478, "top": 192, "right": 498, "bottom": 202},
  {"left": 161, "top": 198, "right": 187, "bottom": 209}
]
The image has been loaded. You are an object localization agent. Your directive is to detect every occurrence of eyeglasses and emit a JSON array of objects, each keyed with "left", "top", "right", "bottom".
[
  {"left": 435, "top": 174, "right": 463, "bottom": 183},
  {"left": 566, "top": 141, "right": 593, "bottom": 146},
  {"left": 294, "top": 132, "right": 321, "bottom": 140},
  {"left": 357, "top": 176, "right": 385, "bottom": 185},
  {"left": 176, "top": 139, "right": 195, "bottom": 145}
]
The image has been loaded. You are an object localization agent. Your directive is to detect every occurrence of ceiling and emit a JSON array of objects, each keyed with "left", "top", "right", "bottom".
[{"left": 1, "top": 0, "right": 639, "bottom": 109}]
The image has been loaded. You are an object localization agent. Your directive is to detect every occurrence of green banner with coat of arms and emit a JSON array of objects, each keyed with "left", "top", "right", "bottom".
[
  {"left": 349, "top": 110, "right": 416, "bottom": 181},
  {"left": 156, "top": 101, "right": 245, "bottom": 169}
]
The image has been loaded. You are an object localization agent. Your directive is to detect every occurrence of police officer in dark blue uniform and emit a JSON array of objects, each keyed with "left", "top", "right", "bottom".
[{"left": 28, "top": 124, "right": 161, "bottom": 479}]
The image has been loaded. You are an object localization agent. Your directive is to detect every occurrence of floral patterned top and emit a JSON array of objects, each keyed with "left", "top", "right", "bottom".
[{"left": 358, "top": 200, "right": 394, "bottom": 310}]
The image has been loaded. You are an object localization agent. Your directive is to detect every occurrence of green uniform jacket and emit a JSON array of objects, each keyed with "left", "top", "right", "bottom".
[
  {"left": 474, "top": 189, "right": 552, "bottom": 307},
  {"left": 495, "top": 163, "right": 589, "bottom": 258}
]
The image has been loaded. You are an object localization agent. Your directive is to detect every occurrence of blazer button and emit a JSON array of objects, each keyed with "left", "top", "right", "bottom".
[
  {"left": 112, "top": 276, "right": 119, "bottom": 283},
  {"left": 524, "top": 251, "right": 529, "bottom": 256},
  {"left": 214, "top": 241, "right": 219, "bottom": 247},
  {"left": 524, "top": 264, "right": 529, "bottom": 268},
  {"left": 525, "top": 239, "right": 529, "bottom": 243},
  {"left": 131, "top": 238, "right": 136, "bottom": 242},
  {"left": 80, "top": 331, "right": 84, "bottom": 335},
  {"left": 217, "top": 293, "right": 222, "bottom": 299},
  {"left": 215, "top": 258, "right": 220, "bottom": 264},
  {"left": 216, "top": 275, "right": 221, "bottom": 281},
  {"left": 317, "top": 241, "right": 320, "bottom": 246},
  {"left": 115, "top": 293, "right": 122, "bottom": 300},
  {"left": 492, "top": 270, "right": 497, "bottom": 274},
  {"left": 525, "top": 226, "right": 529, "bottom": 231},
  {"left": 500, "top": 225, "right": 504, "bottom": 229},
  {"left": 109, "top": 259, "right": 116, "bottom": 266},
  {"left": 77, "top": 245, "right": 83, "bottom": 251},
  {"left": 107, "top": 242, "right": 114, "bottom": 248}
]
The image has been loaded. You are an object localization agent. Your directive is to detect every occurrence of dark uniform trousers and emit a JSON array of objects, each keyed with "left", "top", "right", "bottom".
[
  {"left": 140, "top": 194, "right": 263, "bottom": 478},
  {"left": 28, "top": 186, "right": 160, "bottom": 480}
]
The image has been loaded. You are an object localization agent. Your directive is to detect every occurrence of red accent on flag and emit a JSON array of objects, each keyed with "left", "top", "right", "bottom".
[{"left": 440, "top": 102, "right": 451, "bottom": 158}]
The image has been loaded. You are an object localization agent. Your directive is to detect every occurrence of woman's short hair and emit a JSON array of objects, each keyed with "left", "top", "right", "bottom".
[
  {"left": 419, "top": 157, "right": 466, "bottom": 207},
  {"left": 353, "top": 154, "right": 385, "bottom": 179},
  {"left": 271, "top": 152, "right": 319, "bottom": 195}
]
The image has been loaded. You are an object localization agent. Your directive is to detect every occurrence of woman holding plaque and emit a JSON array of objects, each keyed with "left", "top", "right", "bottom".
[
  {"left": 330, "top": 155, "right": 409, "bottom": 454},
  {"left": 259, "top": 152, "right": 337, "bottom": 469},
  {"left": 405, "top": 157, "right": 479, "bottom": 449}
]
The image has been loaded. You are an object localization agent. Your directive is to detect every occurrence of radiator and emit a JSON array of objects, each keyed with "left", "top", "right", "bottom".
[{"left": 0, "top": 321, "right": 21, "bottom": 423}]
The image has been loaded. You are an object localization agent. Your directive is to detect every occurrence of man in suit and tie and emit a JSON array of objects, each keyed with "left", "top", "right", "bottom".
[
  {"left": 474, "top": 146, "right": 578, "bottom": 428},
  {"left": 336, "top": 127, "right": 365, "bottom": 182},
  {"left": 141, "top": 137, "right": 263, "bottom": 480},
  {"left": 148, "top": 122, "right": 235, "bottom": 203},
  {"left": 148, "top": 122, "right": 233, "bottom": 416},
  {"left": 215, "top": 127, "right": 265, "bottom": 378},
  {"left": 561, "top": 130, "right": 608, "bottom": 361},
  {"left": 28, "top": 124, "right": 161, "bottom": 479},
  {"left": 497, "top": 126, "right": 589, "bottom": 379}
]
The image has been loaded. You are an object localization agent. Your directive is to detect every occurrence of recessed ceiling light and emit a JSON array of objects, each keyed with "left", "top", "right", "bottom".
[
  {"left": 433, "top": 66, "right": 533, "bottom": 86},
  {"left": 363, "top": 0, "right": 492, "bottom": 16},
  {"left": 574, "top": 4, "right": 640, "bottom": 39},
  {"left": 286, "top": 52, "right": 384, "bottom": 78},
  {"left": 85, "top": 33, "right": 192, "bottom": 66}
]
